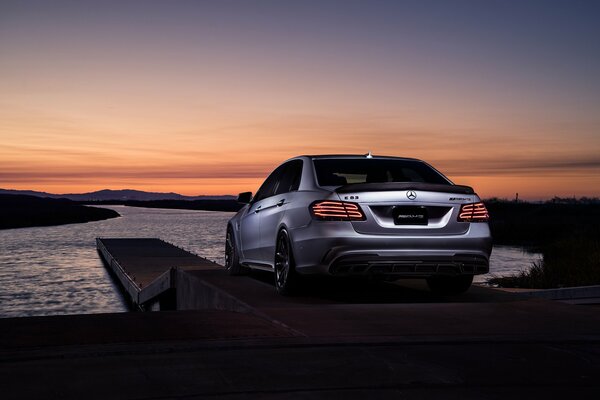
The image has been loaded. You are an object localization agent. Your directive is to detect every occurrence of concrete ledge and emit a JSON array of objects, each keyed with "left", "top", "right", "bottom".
[
  {"left": 176, "top": 270, "right": 304, "bottom": 335},
  {"left": 138, "top": 268, "right": 175, "bottom": 305},
  {"left": 520, "top": 285, "right": 600, "bottom": 304},
  {"left": 176, "top": 269, "right": 257, "bottom": 314}
]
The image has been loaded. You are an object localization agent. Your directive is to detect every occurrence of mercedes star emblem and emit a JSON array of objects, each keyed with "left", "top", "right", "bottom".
[{"left": 406, "top": 191, "right": 417, "bottom": 200}]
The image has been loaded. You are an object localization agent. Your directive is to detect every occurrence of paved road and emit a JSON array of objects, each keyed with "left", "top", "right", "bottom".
[{"left": 2, "top": 275, "right": 600, "bottom": 399}]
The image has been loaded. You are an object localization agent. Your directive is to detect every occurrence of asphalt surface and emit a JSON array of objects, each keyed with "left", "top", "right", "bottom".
[{"left": 2, "top": 274, "right": 600, "bottom": 399}]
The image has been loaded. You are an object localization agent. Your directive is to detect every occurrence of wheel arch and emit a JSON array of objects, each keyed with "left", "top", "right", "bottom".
[
  {"left": 276, "top": 223, "right": 292, "bottom": 250},
  {"left": 226, "top": 222, "right": 244, "bottom": 262}
]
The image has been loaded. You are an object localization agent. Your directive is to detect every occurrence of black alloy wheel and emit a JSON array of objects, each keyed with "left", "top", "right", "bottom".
[{"left": 274, "top": 230, "right": 298, "bottom": 295}]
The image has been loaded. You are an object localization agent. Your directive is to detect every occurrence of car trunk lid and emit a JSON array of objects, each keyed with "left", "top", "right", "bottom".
[{"left": 335, "top": 182, "right": 476, "bottom": 235}]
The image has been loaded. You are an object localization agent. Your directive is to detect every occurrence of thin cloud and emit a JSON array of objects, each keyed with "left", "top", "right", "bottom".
[{"left": 441, "top": 157, "right": 600, "bottom": 176}]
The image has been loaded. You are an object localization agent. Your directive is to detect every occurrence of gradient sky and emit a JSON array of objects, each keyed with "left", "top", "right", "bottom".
[{"left": 1, "top": 0, "right": 599, "bottom": 198}]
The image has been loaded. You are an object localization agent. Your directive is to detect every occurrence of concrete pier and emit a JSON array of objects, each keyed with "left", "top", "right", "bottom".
[{"left": 1, "top": 237, "right": 599, "bottom": 399}]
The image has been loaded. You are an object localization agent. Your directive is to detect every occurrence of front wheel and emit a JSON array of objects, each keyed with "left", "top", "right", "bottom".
[
  {"left": 426, "top": 275, "right": 473, "bottom": 295},
  {"left": 274, "top": 230, "right": 300, "bottom": 295}
]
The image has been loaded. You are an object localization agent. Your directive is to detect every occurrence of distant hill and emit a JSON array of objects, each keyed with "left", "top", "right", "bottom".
[
  {"left": 0, "top": 194, "right": 120, "bottom": 229},
  {"left": 0, "top": 188, "right": 235, "bottom": 202}
]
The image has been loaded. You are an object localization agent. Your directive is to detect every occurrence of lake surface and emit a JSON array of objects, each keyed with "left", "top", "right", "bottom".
[{"left": 0, "top": 206, "right": 541, "bottom": 318}]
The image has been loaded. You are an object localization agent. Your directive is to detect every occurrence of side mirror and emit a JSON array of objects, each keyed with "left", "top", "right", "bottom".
[{"left": 237, "top": 192, "right": 252, "bottom": 204}]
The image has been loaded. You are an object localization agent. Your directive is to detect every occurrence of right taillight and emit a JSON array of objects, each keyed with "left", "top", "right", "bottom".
[
  {"left": 310, "top": 200, "right": 366, "bottom": 221},
  {"left": 458, "top": 202, "right": 489, "bottom": 222}
]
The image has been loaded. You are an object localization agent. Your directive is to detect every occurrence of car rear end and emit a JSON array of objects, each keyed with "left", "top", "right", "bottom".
[{"left": 291, "top": 156, "right": 492, "bottom": 280}]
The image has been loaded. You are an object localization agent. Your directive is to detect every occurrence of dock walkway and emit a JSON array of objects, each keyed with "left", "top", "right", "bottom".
[{"left": 97, "top": 238, "right": 219, "bottom": 309}]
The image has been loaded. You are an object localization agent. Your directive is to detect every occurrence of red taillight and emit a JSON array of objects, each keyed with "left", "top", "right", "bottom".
[
  {"left": 458, "top": 202, "right": 489, "bottom": 222},
  {"left": 310, "top": 201, "right": 366, "bottom": 221}
]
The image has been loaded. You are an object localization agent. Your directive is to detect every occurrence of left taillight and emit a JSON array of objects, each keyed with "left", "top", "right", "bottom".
[
  {"left": 310, "top": 200, "right": 366, "bottom": 221},
  {"left": 458, "top": 202, "right": 489, "bottom": 222}
]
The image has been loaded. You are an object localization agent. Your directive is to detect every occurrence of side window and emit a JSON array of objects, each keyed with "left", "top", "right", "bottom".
[
  {"left": 288, "top": 160, "right": 303, "bottom": 192},
  {"left": 274, "top": 160, "right": 303, "bottom": 195},
  {"left": 253, "top": 165, "right": 285, "bottom": 203}
]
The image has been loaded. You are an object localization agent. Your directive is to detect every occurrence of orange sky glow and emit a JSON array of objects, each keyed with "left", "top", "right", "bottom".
[{"left": 1, "top": 1, "right": 599, "bottom": 200}]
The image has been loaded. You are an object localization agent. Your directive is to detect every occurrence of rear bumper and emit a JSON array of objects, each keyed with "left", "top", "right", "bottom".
[
  {"left": 289, "top": 221, "right": 492, "bottom": 277},
  {"left": 329, "top": 253, "right": 489, "bottom": 277}
]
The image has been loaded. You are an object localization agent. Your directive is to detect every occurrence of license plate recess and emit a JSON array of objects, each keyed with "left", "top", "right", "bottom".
[{"left": 393, "top": 206, "right": 428, "bottom": 225}]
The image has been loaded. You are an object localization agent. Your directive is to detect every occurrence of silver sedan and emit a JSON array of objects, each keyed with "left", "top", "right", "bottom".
[{"left": 226, "top": 154, "right": 492, "bottom": 295}]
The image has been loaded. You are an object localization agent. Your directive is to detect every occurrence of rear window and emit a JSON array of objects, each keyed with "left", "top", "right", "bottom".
[{"left": 313, "top": 159, "right": 450, "bottom": 187}]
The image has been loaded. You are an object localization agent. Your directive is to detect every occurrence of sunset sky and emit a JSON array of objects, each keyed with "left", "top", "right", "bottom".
[{"left": 1, "top": 0, "right": 599, "bottom": 199}]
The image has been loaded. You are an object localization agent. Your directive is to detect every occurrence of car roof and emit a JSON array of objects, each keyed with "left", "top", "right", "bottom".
[{"left": 298, "top": 154, "right": 422, "bottom": 162}]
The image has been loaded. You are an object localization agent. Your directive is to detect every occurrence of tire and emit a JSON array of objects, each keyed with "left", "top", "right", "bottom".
[
  {"left": 426, "top": 275, "right": 473, "bottom": 295},
  {"left": 274, "top": 230, "right": 300, "bottom": 295},
  {"left": 225, "top": 226, "right": 246, "bottom": 275}
]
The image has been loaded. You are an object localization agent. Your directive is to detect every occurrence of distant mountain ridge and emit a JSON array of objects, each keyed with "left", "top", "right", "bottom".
[{"left": 0, "top": 188, "right": 235, "bottom": 201}]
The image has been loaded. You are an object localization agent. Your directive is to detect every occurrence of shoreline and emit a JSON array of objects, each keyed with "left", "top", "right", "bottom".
[
  {"left": 0, "top": 212, "right": 120, "bottom": 231},
  {"left": 0, "top": 194, "right": 120, "bottom": 230}
]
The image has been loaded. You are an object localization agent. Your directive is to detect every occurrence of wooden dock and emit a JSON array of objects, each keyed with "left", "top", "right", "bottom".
[{"left": 97, "top": 238, "right": 221, "bottom": 310}]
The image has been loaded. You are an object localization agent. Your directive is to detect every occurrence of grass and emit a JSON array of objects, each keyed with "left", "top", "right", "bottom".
[
  {"left": 488, "top": 235, "right": 600, "bottom": 288},
  {"left": 486, "top": 199, "right": 600, "bottom": 288}
]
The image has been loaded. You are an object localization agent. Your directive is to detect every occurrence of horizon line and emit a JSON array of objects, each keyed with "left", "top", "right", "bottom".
[{"left": 2, "top": 187, "right": 600, "bottom": 202}]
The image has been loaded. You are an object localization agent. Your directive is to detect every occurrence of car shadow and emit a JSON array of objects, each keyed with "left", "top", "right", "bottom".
[{"left": 246, "top": 270, "right": 516, "bottom": 304}]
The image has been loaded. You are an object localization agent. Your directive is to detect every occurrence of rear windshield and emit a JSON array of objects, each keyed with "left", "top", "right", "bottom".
[{"left": 313, "top": 159, "right": 450, "bottom": 187}]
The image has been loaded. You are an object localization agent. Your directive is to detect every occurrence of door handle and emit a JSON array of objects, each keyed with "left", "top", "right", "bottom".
[
  {"left": 255, "top": 205, "right": 262, "bottom": 213},
  {"left": 277, "top": 199, "right": 285, "bottom": 207}
]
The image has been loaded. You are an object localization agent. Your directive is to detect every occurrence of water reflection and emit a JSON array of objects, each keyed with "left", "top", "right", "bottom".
[
  {"left": 0, "top": 206, "right": 234, "bottom": 318},
  {"left": 476, "top": 245, "right": 542, "bottom": 284}
]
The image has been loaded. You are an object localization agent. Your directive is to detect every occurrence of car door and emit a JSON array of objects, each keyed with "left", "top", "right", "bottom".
[
  {"left": 258, "top": 160, "right": 303, "bottom": 265},
  {"left": 239, "top": 165, "right": 282, "bottom": 263}
]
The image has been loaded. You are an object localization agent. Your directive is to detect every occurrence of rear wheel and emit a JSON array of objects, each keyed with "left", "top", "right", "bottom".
[
  {"left": 426, "top": 275, "right": 473, "bottom": 295},
  {"left": 274, "top": 230, "right": 299, "bottom": 295},
  {"left": 225, "top": 226, "right": 246, "bottom": 275}
]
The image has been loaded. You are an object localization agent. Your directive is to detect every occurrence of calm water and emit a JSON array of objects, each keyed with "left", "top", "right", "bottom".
[
  {"left": 476, "top": 245, "right": 541, "bottom": 284},
  {"left": 0, "top": 206, "right": 541, "bottom": 318}
]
